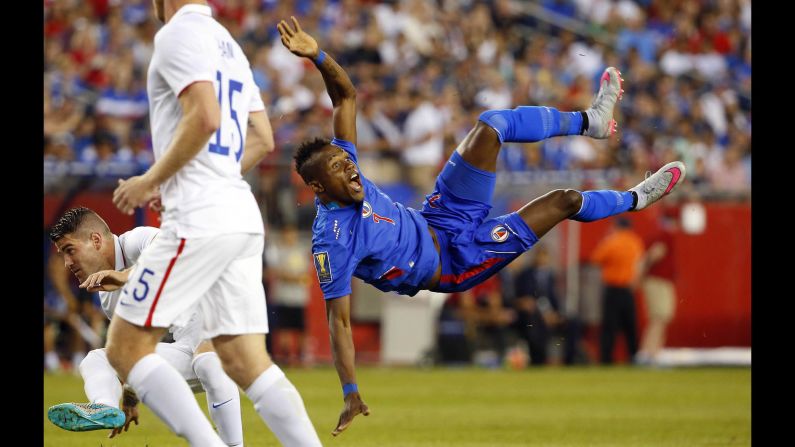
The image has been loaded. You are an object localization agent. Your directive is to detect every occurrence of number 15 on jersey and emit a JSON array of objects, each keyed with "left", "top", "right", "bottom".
[{"left": 209, "top": 70, "right": 244, "bottom": 162}]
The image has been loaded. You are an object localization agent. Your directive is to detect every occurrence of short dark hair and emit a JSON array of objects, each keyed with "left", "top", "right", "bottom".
[
  {"left": 294, "top": 137, "right": 332, "bottom": 182},
  {"left": 48, "top": 207, "right": 104, "bottom": 242}
]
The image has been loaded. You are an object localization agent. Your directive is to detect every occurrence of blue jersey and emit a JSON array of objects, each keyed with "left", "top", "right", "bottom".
[{"left": 311, "top": 138, "right": 440, "bottom": 299}]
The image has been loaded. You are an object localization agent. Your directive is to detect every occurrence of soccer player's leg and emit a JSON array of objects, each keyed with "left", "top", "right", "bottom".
[
  {"left": 462, "top": 67, "right": 624, "bottom": 173},
  {"left": 204, "top": 234, "right": 322, "bottom": 446},
  {"left": 47, "top": 348, "right": 126, "bottom": 432},
  {"left": 518, "top": 158, "right": 687, "bottom": 238},
  {"left": 192, "top": 341, "right": 245, "bottom": 447}
]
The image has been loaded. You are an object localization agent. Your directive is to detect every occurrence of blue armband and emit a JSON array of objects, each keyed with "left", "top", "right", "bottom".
[
  {"left": 314, "top": 50, "right": 326, "bottom": 66},
  {"left": 342, "top": 383, "right": 358, "bottom": 397}
]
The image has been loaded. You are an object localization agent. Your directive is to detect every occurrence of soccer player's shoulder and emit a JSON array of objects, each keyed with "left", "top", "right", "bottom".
[
  {"left": 312, "top": 209, "right": 355, "bottom": 248},
  {"left": 120, "top": 226, "right": 160, "bottom": 247}
]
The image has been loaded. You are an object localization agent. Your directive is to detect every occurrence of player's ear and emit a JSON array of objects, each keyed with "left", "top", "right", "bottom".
[
  {"left": 90, "top": 232, "right": 102, "bottom": 250},
  {"left": 308, "top": 180, "right": 324, "bottom": 194}
]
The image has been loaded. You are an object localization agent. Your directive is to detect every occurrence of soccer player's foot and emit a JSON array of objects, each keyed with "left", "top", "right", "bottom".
[
  {"left": 47, "top": 402, "right": 126, "bottom": 432},
  {"left": 629, "top": 161, "right": 686, "bottom": 211},
  {"left": 584, "top": 67, "right": 624, "bottom": 139}
]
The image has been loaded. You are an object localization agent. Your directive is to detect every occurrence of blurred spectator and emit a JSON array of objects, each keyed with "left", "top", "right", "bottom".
[
  {"left": 264, "top": 226, "right": 311, "bottom": 366},
  {"left": 511, "top": 246, "right": 563, "bottom": 366},
  {"left": 402, "top": 87, "right": 446, "bottom": 195},
  {"left": 437, "top": 275, "right": 513, "bottom": 367},
  {"left": 590, "top": 217, "right": 644, "bottom": 364},
  {"left": 44, "top": 251, "right": 104, "bottom": 373},
  {"left": 637, "top": 207, "right": 679, "bottom": 365}
]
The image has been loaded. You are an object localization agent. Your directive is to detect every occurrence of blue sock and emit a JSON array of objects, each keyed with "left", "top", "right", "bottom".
[
  {"left": 570, "top": 190, "right": 634, "bottom": 222},
  {"left": 478, "top": 107, "right": 583, "bottom": 143}
]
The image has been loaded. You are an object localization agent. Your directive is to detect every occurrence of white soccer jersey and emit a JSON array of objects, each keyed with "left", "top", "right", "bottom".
[
  {"left": 147, "top": 4, "right": 265, "bottom": 238},
  {"left": 99, "top": 226, "right": 159, "bottom": 319}
]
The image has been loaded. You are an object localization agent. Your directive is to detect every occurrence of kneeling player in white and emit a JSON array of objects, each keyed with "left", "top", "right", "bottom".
[{"left": 47, "top": 208, "right": 244, "bottom": 446}]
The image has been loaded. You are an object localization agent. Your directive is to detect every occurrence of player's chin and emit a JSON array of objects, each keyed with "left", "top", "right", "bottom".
[{"left": 350, "top": 189, "right": 365, "bottom": 203}]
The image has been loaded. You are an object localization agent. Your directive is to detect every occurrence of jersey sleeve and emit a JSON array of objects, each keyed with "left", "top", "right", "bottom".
[
  {"left": 330, "top": 138, "right": 359, "bottom": 165},
  {"left": 121, "top": 227, "right": 160, "bottom": 264},
  {"left": 311, "top": 238, "right": 356, "bottom": 300},
  {"left": 154, "top": 27, "right": 214, "bottom": 97},
  {"left": 248, "top": 77, "right": 266, "bottom": 112}
]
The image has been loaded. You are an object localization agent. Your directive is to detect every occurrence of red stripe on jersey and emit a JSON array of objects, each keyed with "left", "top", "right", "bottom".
[
  {"left": 144, "top": 238, "right": 186, "bottom": 327},
  {"left": 372, "top": 213, "right": 395, "bottom": 225},
  {"left": 440, "top": 257, "right": 502, "bottom": 285}
]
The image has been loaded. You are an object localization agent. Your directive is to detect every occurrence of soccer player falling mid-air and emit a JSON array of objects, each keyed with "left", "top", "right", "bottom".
[{"left": 277, "top": 16, "right": 685, "bottom": 436}]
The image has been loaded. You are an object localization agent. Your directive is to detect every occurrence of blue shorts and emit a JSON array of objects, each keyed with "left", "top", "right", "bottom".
[{"left": 420, "top": 152, "right": 539, "bottom": 293}]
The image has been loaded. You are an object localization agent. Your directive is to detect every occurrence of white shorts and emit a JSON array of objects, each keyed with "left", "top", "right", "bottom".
[{"left": 114, "top": 230, "right": 269, "bottom": 339}]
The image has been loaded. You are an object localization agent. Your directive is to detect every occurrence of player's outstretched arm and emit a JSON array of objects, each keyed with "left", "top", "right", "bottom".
[
  {"left": 325, "top": 295, "right": 370, "bottom": 436},
  {"left": 277, "top": 16, "right": 357, "bottom": 145},
  {"left": 79, "top": 267, "right": 134, "bottom": 293},
  {"left": 240, "top": 110, "right": 275, "bottom": 174}
]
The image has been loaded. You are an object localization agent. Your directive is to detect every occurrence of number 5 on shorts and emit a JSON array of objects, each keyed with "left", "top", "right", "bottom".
[{"left": 133, "top": 268, "right": 156, "bottom": 301}]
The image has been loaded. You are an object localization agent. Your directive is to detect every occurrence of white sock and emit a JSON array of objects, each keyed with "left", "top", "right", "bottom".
[
  {"left": 127, "top": 353, "right": 226, "bottom": 447},
  {"left": 193, "top": 353, "right": 244, "bottom": 447},
  {"left": 79, "top": 349, "right": 122, "bottom": 408},
  {"left": 245, "top": 365, "right": 321, "bottom": 447},
  {"left": 44, "top": 351, "right": 60, "bottom": 372}
]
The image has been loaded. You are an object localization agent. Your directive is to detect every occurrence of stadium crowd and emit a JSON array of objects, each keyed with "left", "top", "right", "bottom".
[{"left": 44, "top": 0, "right": 751, "bottom": 369}]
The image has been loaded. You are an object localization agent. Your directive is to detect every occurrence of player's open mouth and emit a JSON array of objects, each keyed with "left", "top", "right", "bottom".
[{"left": 349, "top": 172, "right": 362, "bottom": 192}]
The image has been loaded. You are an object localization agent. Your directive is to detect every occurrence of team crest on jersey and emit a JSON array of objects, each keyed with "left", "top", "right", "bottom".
[
  {"left": 491, "top": 225, "right": 509, "bottom": 242},
  {"left": 313, "top": 252, "right": 333, "bottom": 283},
  {"left": 362, "top": 201, "right": 373, "bottom": 218}
]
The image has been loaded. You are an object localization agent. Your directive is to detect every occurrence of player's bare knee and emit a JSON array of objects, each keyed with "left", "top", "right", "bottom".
[
  {"left": 104, "top": 340, "right": 128, "bottom": 375},
  {"left": 551, "top": 189, "right": 582, "bottom": 215},
  {"left": 217, "top": 355, "right": 247, "bottom": 385}
]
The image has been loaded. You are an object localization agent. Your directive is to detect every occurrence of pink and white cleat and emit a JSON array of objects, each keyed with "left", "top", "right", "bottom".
[
  {"left": 584, "top": 67, "right": 624, "bottom": 139},
  {"left": 629, "top": 161, "right": 687, "bottom": 211}
]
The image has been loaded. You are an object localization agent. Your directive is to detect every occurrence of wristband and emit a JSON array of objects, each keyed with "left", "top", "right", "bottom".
[
  {"left": 342, "top": 383, "right": 358, "bottom": 397},
  {"left": 314, "top": 50, "right": 326, "bottom": 66}
]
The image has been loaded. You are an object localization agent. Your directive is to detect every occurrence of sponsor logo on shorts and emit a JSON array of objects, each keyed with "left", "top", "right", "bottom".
[
  {"left": 491, "top": 225, "right": 509, "bottom": 242},
  {"left": 362, "top": 201, "right": 372, "bottom": 218},
  {"left": 313, "top": 252, "right": 333, "bottom": 283}
]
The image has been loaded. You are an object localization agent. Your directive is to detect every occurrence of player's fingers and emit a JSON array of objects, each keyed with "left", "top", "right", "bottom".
[
  {"left": 362, "top": 405, "right": 370, "bottom": 416},
  {"left": 291, "top": 16, "right": 302, "bottom": 32},
  {"left": 333, "top": 419, "right": 351, "bottom": 436},
  {"left": 280, "top": 20, "right": 293, "bottom": 36}
]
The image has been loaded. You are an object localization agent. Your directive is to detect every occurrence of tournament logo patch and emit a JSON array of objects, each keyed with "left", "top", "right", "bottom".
[
  {"left": 313, "top": 252, "right": 333, "bottom": 283},
  {"left": 361, "top": 201, "right": 373, "bottom": 218},
  {"left": 491, "top": 225, "right": 509, "bottom": 242}
]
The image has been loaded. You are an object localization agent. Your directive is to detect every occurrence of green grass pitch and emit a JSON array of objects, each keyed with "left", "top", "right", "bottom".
[{"left": 44, "top": 366, "right": 750, "bottom": 446}]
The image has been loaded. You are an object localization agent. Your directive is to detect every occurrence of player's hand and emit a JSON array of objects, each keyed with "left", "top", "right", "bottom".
[
  {"left": 113, "top": 175, "right": 159, "bottom": 215},
  {"left": 277, "top": 16, "right": 319, "bottom": 59},
  {"left": 80, "top": 270, "right": 127, "bottom": 292},
  {"left": 148, "top": 192, "right": 164, "bottom": 213},
  {"left": 332, "top": 392, "right": 370, "bottom": 436},
  {"left": 108, "top": 403, "right": 139, "bottom": 438}
]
